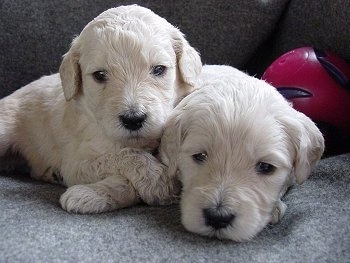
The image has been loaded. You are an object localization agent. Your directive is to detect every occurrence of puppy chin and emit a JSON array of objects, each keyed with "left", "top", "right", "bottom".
[
  {"left": 180, "top": 191, "right": 271, "bottom": 242},
  {"left": 181, "top": 206, "right": 268, "bottom": 242},
  {"left": 122, "top": 137, "right": 160, "bottom": 151}
]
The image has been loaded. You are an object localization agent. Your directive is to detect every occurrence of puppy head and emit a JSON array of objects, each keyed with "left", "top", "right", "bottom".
[
  {"left": 159, "top": 66, "right": 324, "bottom": 241},
  {"left": 59, "top": 5, "right": 201, "bottom": 148}
]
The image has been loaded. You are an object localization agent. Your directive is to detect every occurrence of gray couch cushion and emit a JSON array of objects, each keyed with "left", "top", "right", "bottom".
[
  {"left": 0, "top": 0, "right": 288, "bottom": 97},
  {"left": 247, "top": 0, "right": 350, "bottom": 75},
  {"left": 0, "top": 154, "right": 349, "bottom": 262},
  {"left": 273, "top": 0, "right": 350, "bottom": 61}
]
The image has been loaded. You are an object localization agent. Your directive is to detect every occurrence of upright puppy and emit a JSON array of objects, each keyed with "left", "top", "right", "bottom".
[
  {"left": 121, "top": 65, "right": 324, "bottom": 241},
  {"left": 0, "top": 5, "right": 201, "bottom": 213}
]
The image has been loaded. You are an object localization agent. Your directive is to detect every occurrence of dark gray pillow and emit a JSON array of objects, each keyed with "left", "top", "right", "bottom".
[
  {"left": 0, "top": 0, "right": 288, "bottom": 97},
  {"left": 246, "top": 0, "right": 350, "bottom": 76}
]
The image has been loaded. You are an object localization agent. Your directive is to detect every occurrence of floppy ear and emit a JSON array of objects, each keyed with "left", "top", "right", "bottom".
[
  {"left": 279, "top": 110, "right": 325, "bottom": 184},
  {"left": 171, "top": 30, "right": 202, "bottom": 97},
  {"left": 159, "top": 109, "right": 184, "bottom": 178},
  {"left": 59, "top": 38, "right": 82, "bottom": 101}
]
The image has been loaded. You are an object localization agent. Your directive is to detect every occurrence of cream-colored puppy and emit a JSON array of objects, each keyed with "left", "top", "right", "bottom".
[
  {"left": 120, "top": 65, "right": 324, "bottom": 241},
  {"left": 0, "top": 5, "right": 201, "bottom": 213}
]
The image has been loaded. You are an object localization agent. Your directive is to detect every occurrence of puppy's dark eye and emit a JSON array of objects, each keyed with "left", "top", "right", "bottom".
[
  {"left": 256, "top": 162, "right": 276, "bottom": 175},
  {"left": 151, "top": 65, "right": 166, "bottom": 77},
  {"left": 192, "top": 152, "right": 207, "bottom": 164},
  {"left": 93, "top": 71, "right": 108, "bottom": 83}
]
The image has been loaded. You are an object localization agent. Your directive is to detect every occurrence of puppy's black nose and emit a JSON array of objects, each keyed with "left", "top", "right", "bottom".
[
  {"left": 119, "top": 112, "right": 147, "bottom": 131},
  {"left": 203, "top": 208, "right": 235, "bottom": 229}
]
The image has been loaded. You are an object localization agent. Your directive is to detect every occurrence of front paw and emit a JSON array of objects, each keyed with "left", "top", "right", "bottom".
[
  {"left": 143, "top": 193, "right": 180, "bottom": 206},
  {"left": 270, "top": 200, "right": 287, "bottom": 224},
  {"left": 142, "top": 179, "right": 182, "bottom": 206},
  {"left": 60, "top": 185, "right": 112, "bottom": 214}
]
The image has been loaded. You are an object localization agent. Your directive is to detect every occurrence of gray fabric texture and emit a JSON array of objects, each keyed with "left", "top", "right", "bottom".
[
  {"left": 246, "top": 0, "right": 350, "bottom": 76},
  {"left": 1, "top": 154, "right": 349, "bottom": 263},
  {"left": 0, "top": 0, "right": 288, "bottom": 97}
]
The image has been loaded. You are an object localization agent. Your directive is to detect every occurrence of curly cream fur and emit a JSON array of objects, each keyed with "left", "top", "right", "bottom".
[
  {"left": 116, "top": 65, "right": 324, "bottom": 241},
  {"left": 158, "top": 65, "right": 324, "bottom": 241},
  {"left": 0, "top": 5, "right": 201, "bottom": 213}
]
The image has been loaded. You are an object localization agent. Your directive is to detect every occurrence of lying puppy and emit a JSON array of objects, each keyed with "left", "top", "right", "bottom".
[
  {"left": 0, "top": 5, "right": 201, "bottom": 213},
  {"left": 119, "top": 65, "right": 325, "bottom": 241}
]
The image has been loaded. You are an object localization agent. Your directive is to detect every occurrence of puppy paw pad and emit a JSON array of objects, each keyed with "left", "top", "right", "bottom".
[{"left": 270, "top": 201, "right": 287, "bottom": 224}]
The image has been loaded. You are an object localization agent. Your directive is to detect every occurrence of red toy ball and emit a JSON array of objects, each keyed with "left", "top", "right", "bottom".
[{"left": 262, "top": 47, "right": 350, "bottom": 151}]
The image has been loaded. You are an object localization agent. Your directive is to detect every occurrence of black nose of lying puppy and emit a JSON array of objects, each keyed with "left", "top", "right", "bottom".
[{"left": 203, "top": 208, "right": 235, "bottom": 229}]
